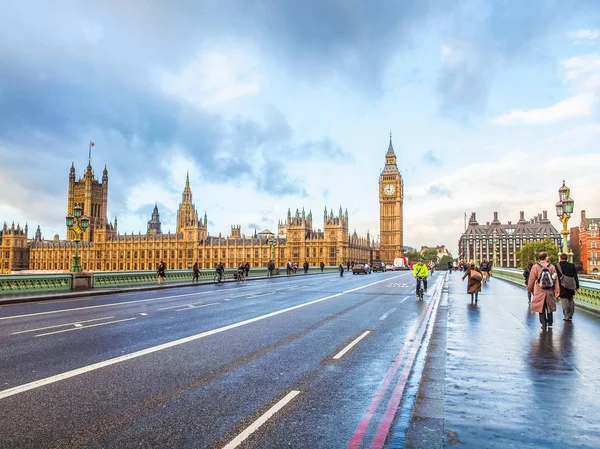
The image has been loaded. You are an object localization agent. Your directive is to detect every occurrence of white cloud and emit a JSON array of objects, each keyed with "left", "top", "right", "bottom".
[
  {"left": 491, "top": 95, "right": 596, "bottom": 125},
  {"left": 404, "top": 150, "right": 600, "bottom": 256},
  {"left": 568, "top": 29, "right": 600, "bottom": 43},
  {"left": 492, "top": 52, "right": 600, "bottom": 126},
  {"left": 161, "top": 44, "right": 262, "bottom": 108}
]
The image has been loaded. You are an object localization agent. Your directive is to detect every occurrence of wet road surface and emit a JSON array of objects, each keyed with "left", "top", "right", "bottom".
[
  {"left": 0, "top": 271, "right": 444, "bottom": 448},
  {"left": 443, "top": 271, "right": 600, "bottom": 448}
]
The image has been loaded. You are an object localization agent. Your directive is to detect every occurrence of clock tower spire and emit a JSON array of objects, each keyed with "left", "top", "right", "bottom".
[{"left": 379, "top": 133, "right": 404, "bottom": 262}]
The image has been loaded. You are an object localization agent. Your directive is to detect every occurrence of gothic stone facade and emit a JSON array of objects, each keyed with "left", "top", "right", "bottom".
[
  {"left": 1, "top": 165, "right": 375, "bottom": 274},
  {"left": 378, "top": 136, "right": 404, "bottom": 263},
  {"left": 458, "top": 211, "right": 562, "bottom": 268}
]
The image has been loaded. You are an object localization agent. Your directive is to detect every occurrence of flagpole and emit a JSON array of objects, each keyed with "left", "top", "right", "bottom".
[{"left": 88, "top": 141, "right": 92, "bottom": 166}]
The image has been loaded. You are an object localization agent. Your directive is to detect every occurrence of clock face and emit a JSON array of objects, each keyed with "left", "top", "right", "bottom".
[{"left": 383, "top": 184, "right": 396, "bottom": 196}]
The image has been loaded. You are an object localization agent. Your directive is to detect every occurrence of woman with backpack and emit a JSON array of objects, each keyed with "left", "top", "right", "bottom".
[
  {"left": 523, "top": 261, "right": 534, "bottom": 303},
  {"left": 461, "top": 261, "right": 482, "bottom": 304},
  {"left": 527, "top": 252, "right": 560, "bottom": 331}
]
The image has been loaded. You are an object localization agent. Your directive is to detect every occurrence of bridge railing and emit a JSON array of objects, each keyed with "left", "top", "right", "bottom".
[
  {"left": 492, "top": 267, "right": 600, "bottom": 314},
  {"left": 0, "top": 266, "right": 340, "bottom": 296}
]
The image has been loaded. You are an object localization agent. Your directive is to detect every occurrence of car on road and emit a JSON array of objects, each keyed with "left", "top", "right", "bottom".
[
  {"left": 385, "top": 264, "right": 395, "bottom": 271},
  {"left": 352, "top": 263, "right": 372, "bottom": 274},
  {"left": 372, "top": 261, "right": 386, "bottom": 272}
]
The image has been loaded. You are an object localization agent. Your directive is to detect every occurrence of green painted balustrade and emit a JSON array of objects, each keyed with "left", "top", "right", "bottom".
[
  {"left": 0, "top": 273, "right": 72, "bottom": 294},
  {"left": 492, "top": 267, "right": 600, "bottom": 314},
  {"left": 0, "top": 266, "right": 340, "bottom": 295}
]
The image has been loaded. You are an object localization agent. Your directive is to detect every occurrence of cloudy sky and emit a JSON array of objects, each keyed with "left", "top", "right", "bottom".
[{"left": 2, "top": 1, "right": 600, "bottom": 255}]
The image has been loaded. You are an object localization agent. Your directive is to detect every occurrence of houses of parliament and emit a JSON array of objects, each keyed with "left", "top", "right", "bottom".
[{"left": 0, "top": 137, "right": 404, "bottom": 274}]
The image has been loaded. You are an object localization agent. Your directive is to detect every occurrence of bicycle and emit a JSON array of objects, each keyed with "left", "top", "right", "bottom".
[
  {"left": 235, "top": 270, "right": 246, "bottom": 284},
  {"left": 416, "top": 276, "right": 426, "bottom": 301},
  {"left": 214, "top": 271, "right": 224, "bottom": 284}
]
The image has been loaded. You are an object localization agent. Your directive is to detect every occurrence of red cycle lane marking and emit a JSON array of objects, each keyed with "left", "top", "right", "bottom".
[
  {"left": 369, "top": 283, "right": 443, "bottom": 449},
  {"left": 347, "top": 289, "right": 435, "bottom": 449}
]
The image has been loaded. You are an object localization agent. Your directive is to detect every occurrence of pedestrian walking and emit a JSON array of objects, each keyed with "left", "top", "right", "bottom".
[
  {"left": 192, "top": 261, "right": 199, "bottom": 283},
  {"left": 339, "top": 263, "right": 344, "bottom": 277},
  {"left": 157, "top": 260, "right": 166, "bottom": 285},
  {"left": 527, "top": 252, "right": 560, "bottom": 331},
  {"left": 461, "top": 261, "right": 482, "bottom": 303},
  {"left": 286, "top": 260, "right": 292, "bottom": 275},
  {"left": 320, "top": 261, "right": 324, "bottom": 273},
  {"left": 555, "top": 253, "right": 579, "bottom": 322},
  {"left": 267, "top": 260, "right": 274, "bottom": 276},
  {"left": 303, "top": 260, "right": 309, "bottom": 273},
  {"left": 447, "top": 260, "right": 453, "bottom": 273},
  {"left": 244, "top": 262, "right": 250, "bottom": 278},
  {"left": 523, "top": 261, "right": 534, "bottom": 303}
]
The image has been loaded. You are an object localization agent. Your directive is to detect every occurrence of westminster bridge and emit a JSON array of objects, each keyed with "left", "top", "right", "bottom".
[{"left": 1, "top": 267, "right": 599, "bottom": 448}]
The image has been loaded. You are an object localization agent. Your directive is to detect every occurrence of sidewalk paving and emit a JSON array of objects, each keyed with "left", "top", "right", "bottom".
[{"left": 406, "top": 271, "right": 600, "bottom": 449}]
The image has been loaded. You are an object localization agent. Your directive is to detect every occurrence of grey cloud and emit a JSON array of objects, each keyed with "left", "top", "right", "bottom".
[
  {"left": 428, "top": 184, "right": 453, "bottom": 198},
  {"left": 437, "top": 0, "right": 600, "bottom": 118},
  {"left": 422, "top": 150, "right": 441, "bottom": 165}
]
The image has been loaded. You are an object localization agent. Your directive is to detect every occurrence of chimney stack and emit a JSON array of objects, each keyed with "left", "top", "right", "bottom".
[
  {"left": 543, "top": 210, "right": 548, "bottom": 220},
  {"left": 582, "top": 210, "right": 586, "bottom": 222},
  {"left": 520, "top": 211, "right": 525, "bottom": 221}
]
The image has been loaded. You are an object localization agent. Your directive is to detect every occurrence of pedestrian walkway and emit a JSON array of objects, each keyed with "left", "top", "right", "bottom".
[{"left": 407, "top": 271, "right": 600, "bottom": 448}]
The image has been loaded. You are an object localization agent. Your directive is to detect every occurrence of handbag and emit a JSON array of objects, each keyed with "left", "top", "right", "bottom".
[
  {"left": 556, "top": 263, "right": 577, "bottom": 290},
  {"left": 470, "top": 269, "right": 483, "bottom": 281}
]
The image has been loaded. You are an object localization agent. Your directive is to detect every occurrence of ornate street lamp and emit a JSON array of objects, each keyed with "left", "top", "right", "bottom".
[
  {"left": 556, "top": 180, "right": 574, "bottom": 262},
  {"left": 268, "top": 235, "right": 277, "bottom": 266},
  {"left": 66, "top": 204, "right": 90, "bottom": 272}
]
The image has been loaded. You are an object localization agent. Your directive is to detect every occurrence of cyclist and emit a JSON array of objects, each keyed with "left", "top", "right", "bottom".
[
  {"left": 215, "top": 262, "right": 224, "bottom": 283},
  {"left": 413, "top": 258, "right": 429, "bottom": 298},
  {"left": 428, "top": 260, "right": 436, "bottom": 275},
  {"left": 237, "top": 263, "right": 246, "bottom": 282}
]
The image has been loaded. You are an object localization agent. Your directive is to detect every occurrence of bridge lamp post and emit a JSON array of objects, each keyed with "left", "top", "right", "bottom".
[
  {"left": 556, "top": 180, "right": 575, "bottom": 263},
  {"left": 268, "top": 235, "right": 277, "bottom": 266},
  {"left": 66, "top": 204, "right": 90, "bottom": 272}
]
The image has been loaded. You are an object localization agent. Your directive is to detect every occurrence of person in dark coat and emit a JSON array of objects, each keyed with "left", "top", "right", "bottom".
[
  {"left": 523, "top": 261, "right": 534, "bottom": 303},
  {"left": 461, "top": 261, "right": 482, "bottom": 303},
  {"left": 555, "top": 253, "right": 580, "bottom": 321},
  {"left": 157, "top": 261, "right": 166, "bottom": 285},
  {"left": 339, "top": 263, "right": 344, "bottom": 277},
  {"left": 447, "top": 260, "right": 453, "bottom": 273},
  {"left": 244, "top": 262, "right": 250, "bottom": 277},
  {"left": 303, "top": 260, "right": 309, "bottom": 273},
  {"left": 320, "top": 261, "right": 324, "bottom": 273},
  {"left": 192, "top": 261, "right": 199, "bottom": 283}
]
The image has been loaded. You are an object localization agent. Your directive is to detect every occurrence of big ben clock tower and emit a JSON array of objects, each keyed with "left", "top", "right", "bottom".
[{"left": 379, "top": 133, "right": 404, "bottom": 262}]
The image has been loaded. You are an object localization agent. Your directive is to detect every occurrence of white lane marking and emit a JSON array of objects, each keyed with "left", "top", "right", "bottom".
[
  {"left": 400, "top": 296, "right": 410, "bottom": 304},
  {"left": 175, "top": 303, "right": 220, "bottom": 312},
  {"left": 10, "top": 316, "right": 116, "bottom": 335},
  {"left": 139, "top": 313, "right": 148, "bottom": 316},
  {"left": 247, "top": 292, "right": 275, "bottom": 299},
  {"left": 333, "top": 331, "right": 372, "bottom": 360},
  {"left": 223, "top": 298, "right": 232, "bottom": 302},
  {"left": 379, "top": 308, "right": 396, "bottom": 321},
  {"left": 0, "top": 291, "right": 217, "bottom": 321},
  {"left": 35, "top": 318, "right": 137, "bottom": 337},
  {"left": 222, "top": 390, "right": 301, "bottom": 449},
  {"left": 73, "top": 324, "right": 83, "bottom": 328},
  {"left": 0, "top": 275, "right": 400, "bottom": 400}
]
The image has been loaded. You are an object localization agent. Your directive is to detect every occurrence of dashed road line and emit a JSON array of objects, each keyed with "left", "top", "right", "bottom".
[
  {"left": 379, "top": 308, "right": 396, "bottom": 321},
  {"left": 333, "top": 331, "right": 371, "bottom": 360},
  {"left": 222, "top": 390, "right": 301, "bottom": 449},
  {"left": 35, "top": 318, "right": 137, "bottom": 337},
  {"left": 175, "top": 303, "right": 220, "bottom": 312},
  {"left": 400, "top": 296, "right": 410, "bottom": 303},
  {"left": 10, "top": 316, "right": 116, "bottom": 335}
]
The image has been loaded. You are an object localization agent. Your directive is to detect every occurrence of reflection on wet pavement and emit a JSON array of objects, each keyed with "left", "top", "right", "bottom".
[{"left": 444, "top": 273, "right": 600, "bottom": 448}]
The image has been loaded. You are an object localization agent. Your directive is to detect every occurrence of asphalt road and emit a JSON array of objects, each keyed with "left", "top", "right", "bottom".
[{"left": 0, "top": 270, "right": 445, "bottom": 449}]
